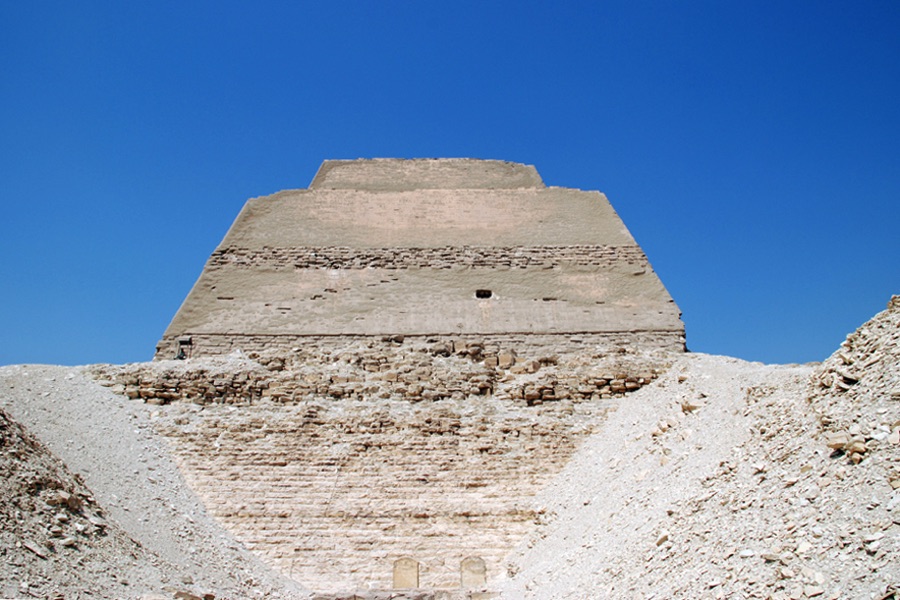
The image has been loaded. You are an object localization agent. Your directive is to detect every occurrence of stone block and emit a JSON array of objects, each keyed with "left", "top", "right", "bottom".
[
  {"left": 393, "top": 557, "right": 419, "bottom": 589},
  {"left": 461, "top": 556, "right": 487, "bottom": 588},
  {"left": 497, "top": 350, "right": 517, "bottom": 369}
]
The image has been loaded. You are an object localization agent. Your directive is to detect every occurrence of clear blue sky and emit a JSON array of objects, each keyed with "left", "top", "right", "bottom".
[{"left": 1, "top": 1, "right": 897, "bottom": 366}]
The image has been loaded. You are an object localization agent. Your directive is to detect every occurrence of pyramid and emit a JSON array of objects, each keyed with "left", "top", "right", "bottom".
[{"left": 156, "top": 159, "right": 683, "bottom": 359}]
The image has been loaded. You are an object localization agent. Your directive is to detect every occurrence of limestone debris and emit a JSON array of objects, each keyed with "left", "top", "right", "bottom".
[{"left": 503, "top": 297, "right": 900, "bottom": 600}]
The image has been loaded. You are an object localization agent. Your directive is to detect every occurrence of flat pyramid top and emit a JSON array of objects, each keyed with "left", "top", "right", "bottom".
[{"left": 309, "top": 158, "right": 545, "bottom": 191}]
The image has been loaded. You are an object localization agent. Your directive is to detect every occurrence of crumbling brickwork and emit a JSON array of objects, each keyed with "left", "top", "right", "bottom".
[
  {"left": 206, "top": 244, "right": 651, "bottom": 270},
  {"left": 96, "top": 336, "right": 668, "bottom": 593}
]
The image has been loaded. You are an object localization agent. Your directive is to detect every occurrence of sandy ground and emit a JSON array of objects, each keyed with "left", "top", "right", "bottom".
[{"left": 502, "top": 300, "right": 899, "bottom": 599}]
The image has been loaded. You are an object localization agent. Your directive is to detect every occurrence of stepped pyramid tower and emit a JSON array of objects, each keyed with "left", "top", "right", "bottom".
[
  {"left": 156, "top": 158, "right": 683, "bottom": 358},
  {"left": 138, "top": 159, "right": 686, "bottom": 594}
]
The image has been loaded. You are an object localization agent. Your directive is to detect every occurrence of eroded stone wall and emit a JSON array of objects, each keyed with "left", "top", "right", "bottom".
[
  {"left": 153, "top": 395, "right": 594, "bottom": 593},
  {"left": 207, "top": 244, "right": 650, "bottom": 271},
  {"left": 138, "top": 159, "right": 686, "bottom": 595},
  {"left": 94, "top": 339, "right": 671, "bottom": 594},
  {"left": 154, "top": 331, "right": 683, "bottom": 370}
]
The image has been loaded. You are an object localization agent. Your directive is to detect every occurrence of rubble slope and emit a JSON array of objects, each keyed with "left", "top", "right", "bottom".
[
  {"left": 502, "top": 297, "right": 900, "bottom": 600},
  {"left": 0, "top": 365, "right": 307, "bottom": 600},
  {"left": 0, "top": 405, "right": 161, "bottom": 599}
]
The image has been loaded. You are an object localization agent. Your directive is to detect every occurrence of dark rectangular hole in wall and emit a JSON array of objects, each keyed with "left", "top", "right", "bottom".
[{"left": 475, "top": 289, "right": 492, "bottom": 298}]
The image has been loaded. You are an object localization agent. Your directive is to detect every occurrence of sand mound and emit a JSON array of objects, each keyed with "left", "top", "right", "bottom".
[
  {"left": 0, "top": 406, "right": 161, "bottom": 599},
  {"left": 502, "top": 298, "right": 899, "bottom": 599},
  {"left": 0, "top": 365, "right": 307, "bottom": 600}
]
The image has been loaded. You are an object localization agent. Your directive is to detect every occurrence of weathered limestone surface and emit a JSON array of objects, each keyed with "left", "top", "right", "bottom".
[
  {"left": 135, "top": 159, "right": 686, "bottom": 595},
  {"left": 310, "top": 157, "right": 544, "bottom": 190},
  {"left": 156, "top": 159, "right": 683, "bottom": 358},
  {"left": 95, "top": 338, "right": 669, "bottom": 594}
]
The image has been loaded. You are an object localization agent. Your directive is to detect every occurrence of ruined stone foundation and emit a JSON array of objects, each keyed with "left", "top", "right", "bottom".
[{"left": 98, "top": 337, "right": 671, "bottom": 595}]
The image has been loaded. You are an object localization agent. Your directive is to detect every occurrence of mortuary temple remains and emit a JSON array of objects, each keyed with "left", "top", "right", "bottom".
[{"left": 124, "top": 159, "right": 686, "bottom": 596}]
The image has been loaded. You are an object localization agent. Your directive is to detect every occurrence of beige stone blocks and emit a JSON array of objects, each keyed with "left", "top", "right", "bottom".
[
  {"left": 118, "top": 338, "right": 664, "bottom": 594},
  {"left": 460, "top": 557, "right": 487, "bottom": 588},
  {"left": 89, "top": 337, "right": 675, "bottom": 594},
  {"left": 136, "top": 158, "right": 686, "bottom": 595},
  {"left": 393, "top": 557, "right": 419, "bottom": 588}
]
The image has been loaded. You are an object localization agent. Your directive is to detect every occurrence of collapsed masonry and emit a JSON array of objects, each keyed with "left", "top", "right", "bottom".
[{"left": 139, "top": 159, "right": 685, "bottom": 596}]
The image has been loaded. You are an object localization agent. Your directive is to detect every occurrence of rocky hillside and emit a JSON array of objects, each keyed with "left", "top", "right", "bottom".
[
  {"left": 0, "top": 406, "right": 160, "bottom": 599},
  {"left": 503, "top": 297, "right": 899, "bottom": 599},
  {"left": 810, "top": 295, "right": 900, "bottom": 466},
  {"left": 0, "top": 366, "right": 306, "bottom": 600}
]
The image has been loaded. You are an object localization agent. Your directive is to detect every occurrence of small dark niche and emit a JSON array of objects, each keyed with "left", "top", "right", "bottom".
[{"left": 475, "top": 289, "right": 493, "bottom": 299}]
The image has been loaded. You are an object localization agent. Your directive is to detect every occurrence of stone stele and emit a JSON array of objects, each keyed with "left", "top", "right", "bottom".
[{"left": 156, "top": 158, "right": 683, "bottom": 358}]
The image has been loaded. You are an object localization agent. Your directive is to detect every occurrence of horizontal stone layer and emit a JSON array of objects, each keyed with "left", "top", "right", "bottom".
[
  {"left": 220, "top": 187, "right": 637, "bottom": 248},
  {"left": 207, "top": 244, "right": 649, "bottom": 271},
  {"left": 310, "top": 158, "right": 545, "bottom": 191},
  {"left": 164, "top": 263, "right": 681, "bottom": 337},
  {"left": 155, "top": 331, "right": 684, "bottom": 361}
]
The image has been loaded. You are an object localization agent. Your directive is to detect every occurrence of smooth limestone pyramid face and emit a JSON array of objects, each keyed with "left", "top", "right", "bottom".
[{"left": 156, "top": 159, "right": 683, "bottom": 358}]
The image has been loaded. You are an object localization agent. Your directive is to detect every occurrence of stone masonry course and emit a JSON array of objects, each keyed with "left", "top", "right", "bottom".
[
  {"left": 206, "top": 244, "right": 651, "bottom": 271},
  {"left": 95, "top": 335, "right": 670, "bottom": 593}
]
